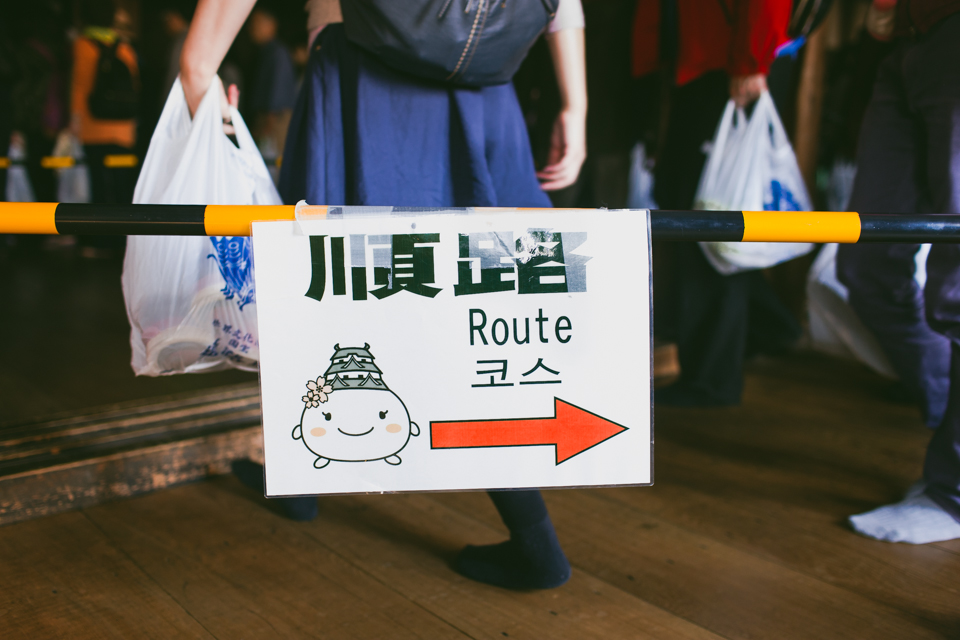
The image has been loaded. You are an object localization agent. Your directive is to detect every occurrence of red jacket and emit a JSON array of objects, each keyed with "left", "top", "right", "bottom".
[{"left": 632, "top": 0, "right": 792, "bottom": 86}]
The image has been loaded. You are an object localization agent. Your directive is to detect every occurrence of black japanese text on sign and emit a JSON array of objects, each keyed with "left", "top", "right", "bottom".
[{"left": 303, "top": 230, "right": 591, "bottom": 302}]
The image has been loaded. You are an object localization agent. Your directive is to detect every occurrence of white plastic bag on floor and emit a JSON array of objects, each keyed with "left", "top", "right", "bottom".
[
  {"left": 695, "top": 92, "right": 815, "bottom": 275},
  {"left": 807, "top": 243, "right": 898, "bottom": 377},
  {"left": 122, "top": 77, "right": 281, "bottom": 376},
  {"left": 53, "top": 131, "right": 91, "bottom": 204}
]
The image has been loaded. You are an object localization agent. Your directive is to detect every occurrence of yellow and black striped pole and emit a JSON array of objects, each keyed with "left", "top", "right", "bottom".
[
  {"left": 1, "top": 202, "right": 959, "bottom": 242},
  {"left": 0, "top": 202, "right": 296, "bottom": 236}
]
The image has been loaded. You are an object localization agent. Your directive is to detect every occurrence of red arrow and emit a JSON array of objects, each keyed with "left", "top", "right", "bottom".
[{"left": 430, "top": 398, "right": 627, "bottom": 465}]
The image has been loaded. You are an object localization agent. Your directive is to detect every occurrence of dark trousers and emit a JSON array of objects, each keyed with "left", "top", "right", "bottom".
[
  {"left": 25, "top": 132, "right": 57, "bottom": 203},
  {"left": 838, "top": 14, "right": 960, "bottom": 518},
  {"left": 837, "top": 244, "right": 950, "bottom": 426},
  {"left": 673, "top": 243, "right": 801, "bottom": 403},
  {"left": 83, "top": 143, "right": 137, "bottom": 251},
  {"left": 653, "top": 72, "right": 728, "bottom": 212},
  {"left": 84, "top": 143, "right": 137, "bottom": 205},
  {"left": 656, "top": 72, "right": 799, "bottom": 404}
]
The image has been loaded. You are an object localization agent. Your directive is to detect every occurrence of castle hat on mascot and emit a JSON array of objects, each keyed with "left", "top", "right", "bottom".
[{"left": 323, "top": 343, "right": 388, "bottom": 391}]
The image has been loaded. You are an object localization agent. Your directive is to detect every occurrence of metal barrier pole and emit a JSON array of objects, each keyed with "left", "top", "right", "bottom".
[{"left": 2, "top": 202, "right": 960, "bottom": 242}]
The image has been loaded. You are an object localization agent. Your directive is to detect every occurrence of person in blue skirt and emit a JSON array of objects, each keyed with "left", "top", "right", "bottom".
[{"left": 180, "top": 0, "right": 587, "bottom": 589}]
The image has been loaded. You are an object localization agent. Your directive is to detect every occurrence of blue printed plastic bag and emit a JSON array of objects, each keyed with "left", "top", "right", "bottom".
[
  {"left": 121, "top": 77, "right": 281, "bottom": 375},
  {"left": 694, "top": 91, "right": 814, "bottom": 274}
]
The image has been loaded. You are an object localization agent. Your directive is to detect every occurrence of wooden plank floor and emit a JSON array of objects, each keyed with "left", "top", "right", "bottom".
[{"left": 2, "top": 352, "right": 959, "bottom": 639}]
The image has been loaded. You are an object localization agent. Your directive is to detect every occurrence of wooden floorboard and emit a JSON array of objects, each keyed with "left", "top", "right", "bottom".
[
  {"left": 0, "top": 427, "right": 261, "bottom": 525},
  {"left": 295, "top": 488, "right": 719, "bottom": 640},
  {"left": 0, "top": 385, "right": 262, "bottom": 525},
  {"left": 434, "top": 490, "right": 950, "bottom": 640},
  {"left": 82, "top": 481, "right": 471, "bottom": 640},
  {"left": 599, "top": 480, "right": 960, "bottom": 630},
  {"left": 0, "top": 510, "right": 212, "bottom": 639},
  {"left": 2, "top": 352, "right": 960, "bottom": 639}
]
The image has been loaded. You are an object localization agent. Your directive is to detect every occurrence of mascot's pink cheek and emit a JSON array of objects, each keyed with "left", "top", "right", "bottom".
[
  {"left": 310, "top": 427, "right": 327, "bottom": 437},
  {"left": 385, "top": 423, "right": 402, "bottom": 433}
]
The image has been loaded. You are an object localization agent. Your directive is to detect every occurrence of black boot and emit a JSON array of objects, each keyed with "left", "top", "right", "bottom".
[{"left": 231, "top": 459, "right": 319, "bottom": 522}]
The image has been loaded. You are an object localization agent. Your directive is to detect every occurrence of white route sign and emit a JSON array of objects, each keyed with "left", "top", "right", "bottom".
[{"left": 253, "top": 208, "right": 652, "bottom": 496}]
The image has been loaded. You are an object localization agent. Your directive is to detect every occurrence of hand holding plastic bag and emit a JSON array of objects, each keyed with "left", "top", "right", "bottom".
[
  {"left": 695, "top": 91, "right": 814, "bottom": 274},
  {"left": 121, "top": 76, "right": 281, "bottom": 376}
]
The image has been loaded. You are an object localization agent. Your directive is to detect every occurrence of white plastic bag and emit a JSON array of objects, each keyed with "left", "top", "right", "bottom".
[
  {"left": 807, "top": 243, "right": 898, "bottom": 377},
  {"left": 695, "top": 92, "right": 815, "bottom": 274},
  {"left": 122, "top": 77, "right": 282, "bottom": 376},
  {"left": 4, "top": 136, "right": 36, "bottom": 202},
  {"left": 53, "top": 131, "right": 91, "bottom": 204},
  {"left": 825, "top": 159, "right": 856, "bottom": 213}
]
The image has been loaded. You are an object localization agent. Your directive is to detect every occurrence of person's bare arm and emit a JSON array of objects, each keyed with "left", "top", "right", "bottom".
[
  {"left": 180, "top": 0, "right": 257, "bottom": 116},
  {"left": 537, "top": 27, "right": 587, "bottom": 192}
]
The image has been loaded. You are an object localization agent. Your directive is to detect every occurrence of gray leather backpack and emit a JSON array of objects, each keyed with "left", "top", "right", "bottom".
[{"left": 341, "top": 0, "right": 558, "bottom": 87}]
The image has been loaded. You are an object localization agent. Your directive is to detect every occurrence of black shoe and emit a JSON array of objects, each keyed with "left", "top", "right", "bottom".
[
  {"left": 231, "top": 459, "right": 319, "bottom": 522},
  {"left": 454, "top": 519, "right": 571, "bottom": 590}
]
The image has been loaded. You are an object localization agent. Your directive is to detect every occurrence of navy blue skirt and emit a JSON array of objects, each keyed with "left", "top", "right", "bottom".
[{"left": 278, "top": 24, "right": 550, "bottom": 208}]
